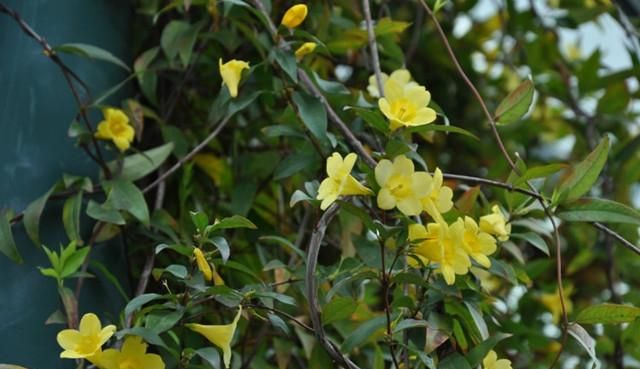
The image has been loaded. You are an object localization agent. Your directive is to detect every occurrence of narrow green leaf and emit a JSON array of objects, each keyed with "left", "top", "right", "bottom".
[
  {"left": 134, "top": 47, "right": 159, "bottom": 105},
  {"left": 106, "top": 142, "right": 174, "bottom": 181},
  {"left": 209, "top": 236, "right": 230, "bottom": 263},
  {"left": 465, "top": 333, "right": 511, "bottom": 368},
  {"left": 125, "top": 293, "right": 163, "bottom": 317},
  {"left": 145, "top": 310, "right": 184, "bottom": 333},
  {"left": 511, "top": 232, "right": 549, "bottom": 255},
  {"left": 557, "top": 198, "right": 640, "bottom": 225},
  {"left": 62, "top": 192, "right": 83, "bottom": 244},
  {"left": 105, "top": 180, "right": 150, "bottom": 226},
  {"left": 323, "top": 297, "right": 357, "bottom": 326},
  {"left": 60, "top": 246, "right": 90, "bottom": 279},
  {"left": 393, "top": 319, "right": 430, "bottom": 333},
  {"left": 90, "top": 260, "right": 129, "bottom": 301},
  {"left": 195, "top": 347, "right": 221, "bottom": 369},
  {"left": 23, "top": 185, "right": 58, "bottom": 247},
  {"left": 439, "top": 352, "right": 472, "bottom": 369},
  {"left": 558, "top": 136, "right": 609, "bottom": 203},
  {"left": 292, "top": 91, "right": 328, "bottom": 144},
  {"left": 345, "top": 107, "right": 389, "bottom": 134},
  {"left": 406, "top": 123, "right": 479, "bottom": 140},
  {"left": 513, "top": 164, "right": 567, "bottom": 186},
  {"left": 568, "top": 323, "right": 600, "bottom": 368},
  {"left": 0, "top": 212, "right": 22, "bottom": 264},
  {"left": 576, "top": 303, "right": 640, "bottom": 324},
  {"left": 86, "top": 200, "right": 125, "bottom": 225},
  {"left": 274, "top": 151, "right": 317, "bottom": 180},
  {"left": 273, "top": 49, "right": 298, "bottom": 82},
  {"left": 54, "top": 43, "right": 130, "bottom": 71},
  {"left": 208, "top": 215, "right": 256, "bottom": 232},
  {"left": 341, "top": 316, "right": 386, "bottom": 352},
  {"left": 160, "top": 20, "right": 204, "bottom": 67},
  {"left": 494, "top": 79, "right": 534, "bottom": 125}
]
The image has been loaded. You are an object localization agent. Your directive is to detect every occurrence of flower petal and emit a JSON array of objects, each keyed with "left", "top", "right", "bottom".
[
  {"left": 57, "top": 329, "right": 82, "bottom": 350},
  {"left": 376, "top": 188, "right": 396, "bottom": 210},
  {"left": 374, "top": 159, "right": 393, "bottom": 187},
  {"left": 79, "top": 313, "right": 102, "bottom": 336}
]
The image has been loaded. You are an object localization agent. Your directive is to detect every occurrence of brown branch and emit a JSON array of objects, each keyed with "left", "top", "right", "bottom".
[{"left": 362, "top": 0, "right": 385, "bottom": 97}]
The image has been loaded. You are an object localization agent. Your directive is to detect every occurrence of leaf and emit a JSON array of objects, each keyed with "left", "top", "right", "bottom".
[
  {"left": 125, "top": 293, "right": 163, "bottom": 317},
  {"left": 374, "top": 18, "right": 411, "bottom": 36},
  {"left": 23, "top": 185, "right": 57, "bottom": 247},
  {"left": 274, "top": 151, "right": 317, "bottom": 180},
  {"left": 513, "top": 164, "right": 567, "bottom": 186},
  {"left": 145, "top": 309, "right": 184, "bottom": 333},
  {"left": 292, "top": 91, "right": 328, "bottom": 144},
  {"left": 62, "top": 192, "right": 83, "bottom": 244},
  {"left": 323, "top": 297, "right": 357, "bottom": 326},
  {"left": 341, "top": 316, "right": 387, "bottom": 352},
  {"left": 86, "top": 200, "right": 125, "bottom": 225},
  {"left": 557, "top": 198, "right": 640, "bottom": 225},
  {"left": 393, "top": 319, "right": 430, "bottom": 333},
  {"left": 90, "top": 260, "right": 129, "bottom": 301},
  {"left": 54, "top": 43, "right": 130, "bottom": 71},
  {"left": 107, "top": 143, "right": 174, "bottom": 181},
  {"left": 60, "top": 246, "right": 90, "bottom": 279},
  {"left": 191, "top": 211, "right": 209, "bottom": 233},
  {"left": 273, "top": 49, "right": 298, "bottom": 82},
  {"left": 207, "top": 215, "right": 256, "bottom": 232},
  {"left": 255, "top": 291, "right": 297, "bottom": 306},
  {"left": 406, "top": 123, "right": 479, "bottom": 140},
  {"left": 0, "top": 365, "right": 29, "bottom": 369},
  {"left": 439, "top": 352, "right": 472, "bottom": 369},
  {"left": 209, "top": 236, "right": 230, "bottom": 264},
  {"left": 568, "top": 323, "right": 601, "bottom": 369},
  {"left": 0, "top": 212, "right": 22, "bottom": 264},
  {"left": 195, "top": 347, "right": 221, "bottom": 369},
  {"left": 134, "top": 47, "right": 159, "bottom": 105},
  {"left": 165, "top": 264, "right": 188, "bottom": 279},
  {"left": 105, "top": 180, "right": 150, "bottom": 226},
  {"left": 494, "top": 79, "right": 534, "bottom": 125},
  {"left": 268, "top": 312, "right": 291, "bottom": 335},
  {"left": 117, "top": 327, "right": 168, "bottom": 349},
  {"left": 510, "top": 232, "right": 549, "bottom": 255},
  {"left": 557, "top": 136, "right": 609, "bottom": 204},
  {"left": 160, "top": 20, "right": 204, "bottom": 67},
  {"left": 576, "top": 303, "right": 640, "bottom": 324},
  {"left": 345, "top": 107, "right": 389, "bottom": 134}
]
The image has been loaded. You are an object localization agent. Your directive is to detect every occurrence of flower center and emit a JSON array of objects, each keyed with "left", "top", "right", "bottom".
[
  {"left": 389, "top": 99, "right": 417, "bottom": 122},
  {"left": 108, "top": 118, "right": 129, "bottom": 136},
  {"left": 74, "top": 334, "right": 101, "bottom": 355},
  {"left": 387, "top": 175, "right": 412, "bottom": 198}
]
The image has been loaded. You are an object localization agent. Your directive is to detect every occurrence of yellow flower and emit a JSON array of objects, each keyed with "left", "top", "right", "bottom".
[
  {"left": 187, "top": 307, "right": 243, "bottom": 369},
  {"left": 375, "top": 155, "right": 430, "bottom": 216},
  {"left": 95, "top": 108, "right": 135, "bottom": 152},
  {"left": 482, "top": 350, "right": 512, "bottom": 369},
  {"left": 479, "top": 205, "right": 511, "bottom": 241},
  {"left": 367, "top": 69, "right": 417, "bottom": 98},
  {"left": 193, "top": 248, "right": 213, "bottom": 282},
  {"left": 97, "top": 336, "right": 165, "bottom": 369},
  {"left": 280, "top": 4, "right": 308, "bottom": 28},
  {"left": 295, "top": 42, "right": 317, "bottom": 60},
  {"left": 57, "top": 313, "right": 116, "bottom": 359},
  {"left": 540, "top": 286, "right": 573, "bottom": 324},
  {"left": 420, "top": 168, "right": 453, "bottom": 222},
  {"left": 461, "top": 216, "right": 496, "bottom": 268},
  {"left": 317, "top": 152, "right": 372, "bottom": 210},
  {"left": 219, "top": 59, "right": 250, "bottom": 98},
  {"left": 378, "top": 78, "right": 437, "bottom": 131},
  {"left": 408, "top": 221, "right": 471, "bottom": 285}
]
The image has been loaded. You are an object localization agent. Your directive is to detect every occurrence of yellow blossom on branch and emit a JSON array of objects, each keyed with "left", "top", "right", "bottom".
[
  {"left": 57, "top": 313, "right": 116, "bottom": 359},
  {"left": 193, "top": 248, "right": 213, "bottom": 282},
  {"left": 409, "top": 221, "right": 471, "bottom": 285},
  {"left": 479, "top": 205, "right": 511, "bottom": 241},
  {"left": 378, "top": 78, "right": 437, "bottom": 131},
  {"left": 280, "top": 4, "right": 308, "bottom": 28},
  {"left": 460, "top": 216, "right": 497, "bottom": 268},
  {"left": 540, "top": 286, "right": 573, "bottom": 324},
  {"left": 317, "top": 152, "right": 372, "bottom": 210},
  {"left": 375, "top": 155, "right": 430, "bottom": 216},
  {"left": 295, "top": 42, "right": 317, "bottom": 60},
  {"left": 219, "top": 59, "right": 249, "bottom": 98},
  {"left": 95, "top": 108, "right": 135, "bottom": 152},
  {"left": 187, "top": 307, "right": 243, "bottom": 369},
  {"left": 98, "top": 336, "right": 165, "bottom": 369},
  {"left": 482, "top": 350, "right": 512, "bottom": 369},
  {"left": 367, "top": 69, "right": 417, "bottom": 98},
  {"left": 420, "top": 168, "right": 453, "bottom": 222}
]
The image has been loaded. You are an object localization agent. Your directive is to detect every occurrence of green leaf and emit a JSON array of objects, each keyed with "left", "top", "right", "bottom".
[
  {"left": 60, "top": 246, "right": 90, "bottom": 279},
  {"left": 513, "top": 164, "right": 567, "bottom": 186},
  {"left": 160, "top": 20, "right": 204, "bottom": 67},
  {"left": 207, "top": 215, "right": 256, "bottom": 232},
  {"left": 117, "top": 327, "right": 168, "bottom": 349},
  {"left": 511, "top": 232, "right": 549, "bottom": 255},
  {"left": 195, "top": 347, "right": 221, "bottom": 369},
  {"left": 145, "top": 309, "right": 184, "bottom": 333},
  {"left": 105, "top": 180, "right": 150, "bottom": 226},
  {"left": 23, "top": 185, "right": 58, "bottom": 247},
  {"left": 374, "top": 18, "right": 411, "bottom": 36},
  {"left": 191, "top": 211, "right": 209, "bottom": 233},
  {"left": 345, "top": 106, "right": 390, "bottom": 134},
  {"left": 406, "top": 123, "right": 479, "bottom": 140},
  {"left": 165, "top": 264, "right": 188, "bottom": 279},
  {"left": 255, "top": 291, "right": 296, "bottom": 306},
  {"left": 54, "top": 43, "right": 130, "bottom": 71},
  {"left": 86, "top": 200, "right": 125, "bottom": 225},
  {"left": 557, "top": 198, "right": 640, "bottom": 225},
  {"left": 62, "top": 192, "right": 83, "bottom": 244},
  {"left": 107, "top": 142, "right": 174, "bottom": 181},
  {"left": 274, "top": 151, "right": 317, "bottom": 180},
  {"left": 393, "top": 319, "right": 430, "bottom": 333},
  {"left": 439, "top": 352, "right": 472, "bottom": 369},
  {"left": 209, "top": 236, "right": 230, "bottom": 263},
  {"left": 273, "top": 49, "right": 298, "bottom": 82},
  {"left": 494, "top": 79, "right": 534, "bottom": 125},
  {"left": 323, "top": 297, "right": 357, "bottom": 325},
  {"left": 576, "top": 303, "right": 640, "bottom": 324},
  {"left": 567, "top": 323, "right": 600, "bottom": 368},
  {"left": 557, "top": 136, "right": 609, "bottom": 204},
  {"left": 125, "top": 293, "right": 164, "bottom": 317},
  {"left": 90, "top": 260, "right": 129, "bottom": 301},
  {"left": 292, "top": 91, "right": 328, "bottom": 144},
  {"left": 134, "top": 47, "right": 159, "bottom": 105},
  {"left": 268, "top": 312, "right": 291, "bottom": 335},
  {"left": 341, "top": 316, "right": 386, "bottom": 352},
  {"left": 0, "top": 212, "right": 22, "bottom": 264}
]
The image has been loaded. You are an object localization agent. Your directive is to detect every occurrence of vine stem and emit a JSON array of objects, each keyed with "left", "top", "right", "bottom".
[
  {"left": 362, "top": 0, "right": 385, "bottom": 97},
  {"left": 417, "top": 1, "right": 569, "bottom": 367}
]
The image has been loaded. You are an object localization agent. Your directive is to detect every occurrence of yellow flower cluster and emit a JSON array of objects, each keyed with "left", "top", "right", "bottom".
[
  {"left": 57, "top": 313, "right": 165, "bottom": 369},
  {"left": 369, "top": 69, "right": 437, "bottom": 131}
]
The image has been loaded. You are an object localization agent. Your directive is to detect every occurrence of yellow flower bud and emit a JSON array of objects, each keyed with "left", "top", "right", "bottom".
[
  {"left": 280, "top": 4, "right": 308, "bottom": 29},
  {"left": 193, "top": 248, "right": 213, "bottom": 282},
  {"left": 295, "top": 42, "right": 317, "bottom": 59},
  {"left": 219, "top": 58, "right": 250, "bottom": 98}
]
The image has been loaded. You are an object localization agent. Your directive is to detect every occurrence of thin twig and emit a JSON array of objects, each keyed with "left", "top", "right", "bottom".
[{"left": 362, "top": 0, "right": 385, "bottom": 97}]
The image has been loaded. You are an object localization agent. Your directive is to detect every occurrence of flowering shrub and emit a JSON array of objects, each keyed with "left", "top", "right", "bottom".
[{"left": 2, "top": 1, "right": 640, "bottom": 369}]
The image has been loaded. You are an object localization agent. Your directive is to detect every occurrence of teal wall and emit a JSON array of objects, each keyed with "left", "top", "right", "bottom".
[{"left": 0, "top": 1, "right": 132, "bottom": 367}]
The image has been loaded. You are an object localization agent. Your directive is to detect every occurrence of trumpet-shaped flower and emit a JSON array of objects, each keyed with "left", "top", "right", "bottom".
[
  {"left": 187, "top": 307, "right": 243, "bottom": 369},
  {"left": 219, "top": 59, "right": 249, "bottom": 98},
  {"left": 482, "top": 350, "right": 512, "bottom": 369},
  {"left": 95, "top": 108, "right": 135, "bottom": 152},
  {"left": 193, "top": 248, "right": 213, "bottom": 282},
  {"left": 280, "top": 4, "right": 308, "bottom": 28},
  {"left": 540, "top": 286, "right": 573, "bottom": 324},
  {"left": 317, "top": 152, "right": 372, "bottom": 210},
  {"left": 367, "top": 69, "right": 417, "bottom": 98},
  {"left": 409, "top": 221, "right": 470, "bottom": 285},
  {"left": 378, "top": 78, "right": 437, "bottom": 131},
  {"left": 375, "top": 155, "right": 430, "bottom": 216},
  {"left": 295, "top": 42, "right": 317, "bottom": 59},
  {"left": 57, "top": 313, "right": 116, "bottom": 359},
  {"left": 97, "top": 336, "right": 165, "bottom": 369},
  {"left": 479, "top": 205, "right": 511, "bottom": 241},
  {"left": 420, "top": 168, "right": 453, "bottom": 222},
  {"left": 461, "top": 216, "right": 496, "bottom": 268}
]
